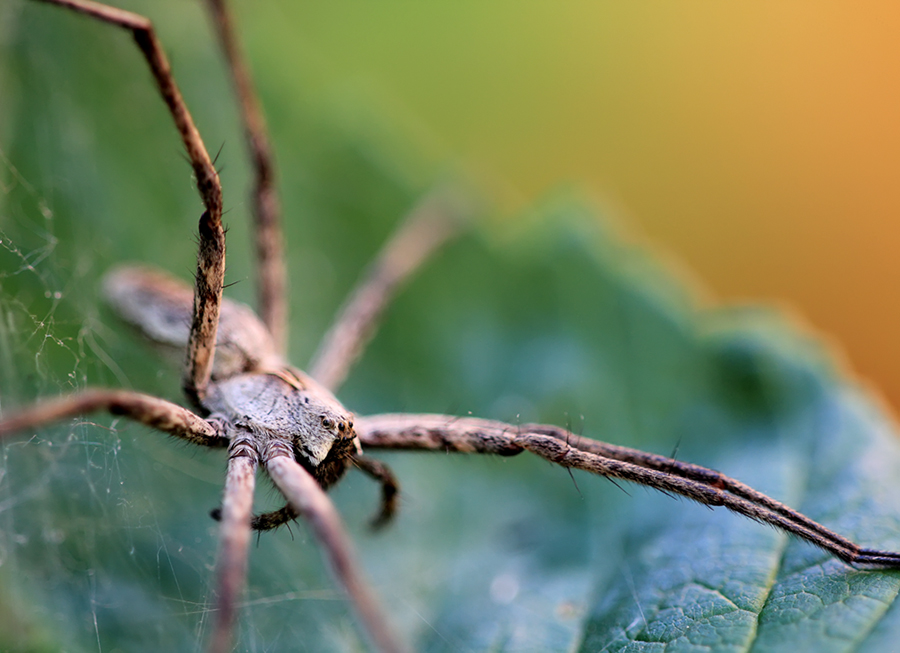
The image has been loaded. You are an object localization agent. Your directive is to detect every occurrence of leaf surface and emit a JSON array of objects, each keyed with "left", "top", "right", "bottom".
[{"left": 2, "top": 3, "right": 900, "bottom": 652}]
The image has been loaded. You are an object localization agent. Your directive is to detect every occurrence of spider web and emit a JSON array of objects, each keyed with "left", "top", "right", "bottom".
[
  {"left": 0, "top": 123, "right": 350, "bottom": 651},
  {"left": 0, "top": 149, "right": 217, "bottom": 651}
]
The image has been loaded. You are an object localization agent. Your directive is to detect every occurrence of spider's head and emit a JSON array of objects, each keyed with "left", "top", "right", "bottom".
[{"left": 292, "top": 395, "right": 358, "bottom": 469}]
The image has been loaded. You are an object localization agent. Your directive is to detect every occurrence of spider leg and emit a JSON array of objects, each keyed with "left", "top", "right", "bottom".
[
  {"left": 519, "top": 423, "right": 900, "bottom": 565},
  {"left": 0, "top": 389, "right": 225, "bottom": 447},
  {"left": 310, "top": 187, "right": 473, "bottom": 392},
  {"left": 204, "top": 0, "right": 286, "bottom": 353},
  {"left": 209, "top": 442, "right": 258, "bottom": 653},
  {"left": 266, "top": 454, "right": 406, "bottom": 653},
  {"left": 37, "top": 0, "right": 226, "bottom": 405},
  {"left": 353, "top": 454, "right": 400, "bottom": 529},
  {"left": 355, "top": 413, "right": 900, "bottom": 568}
]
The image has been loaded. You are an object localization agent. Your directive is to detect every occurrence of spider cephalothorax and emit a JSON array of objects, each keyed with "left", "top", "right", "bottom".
[
  {"left": 207, "top": 372, "right": 358, "bottom": 480},
  {"left": 204, "top": 368, "right": 364, "bottom": 530}
]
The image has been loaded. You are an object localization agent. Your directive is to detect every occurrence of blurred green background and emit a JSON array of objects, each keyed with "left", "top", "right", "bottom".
[
  {"left": 243, "top": 2, "right": 900, "bottom": 414},
  {"left": 2, "top": 1, "right": 900, "bottom": 651}
]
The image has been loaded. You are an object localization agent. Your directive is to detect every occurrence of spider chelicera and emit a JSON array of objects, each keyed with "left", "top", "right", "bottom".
[{"left": 4, "top": 1, "right": 900, "bottom": 652}]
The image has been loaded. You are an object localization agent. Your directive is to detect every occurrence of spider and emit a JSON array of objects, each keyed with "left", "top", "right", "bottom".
[{"left": 3, "top": 1, "right": 900, "bottom": 652}]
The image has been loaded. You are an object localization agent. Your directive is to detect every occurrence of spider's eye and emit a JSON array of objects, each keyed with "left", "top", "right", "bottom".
[
  {"left": 321, "top": 416, "right": 333, "bottom": 430},
  {"left": 338, "top": 421, "right": 345, "bottom": 432}
]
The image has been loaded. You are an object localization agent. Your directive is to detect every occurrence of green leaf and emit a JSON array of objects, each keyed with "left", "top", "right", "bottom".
[{"left": 2, "top": 2, "right": 900, "bottom": 652}]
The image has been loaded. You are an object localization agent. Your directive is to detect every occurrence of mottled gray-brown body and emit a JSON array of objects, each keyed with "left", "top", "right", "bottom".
[
  {"left": 205, "top": 371, "right": 359, "bottom": 488},
  {"left": 106, "top": 265, "right": 364, "bottom": 525}
]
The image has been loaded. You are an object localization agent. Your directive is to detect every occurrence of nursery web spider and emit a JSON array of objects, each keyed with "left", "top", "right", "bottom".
[{"left": 4, "top": 1, "right": 900, "bottom": 652}]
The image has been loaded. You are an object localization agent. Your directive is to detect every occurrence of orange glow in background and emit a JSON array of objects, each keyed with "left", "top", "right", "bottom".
[{"left": 245, "top": 3, "right": 900, "bottom": 409}]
